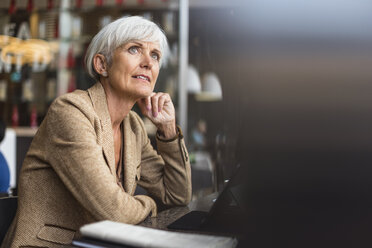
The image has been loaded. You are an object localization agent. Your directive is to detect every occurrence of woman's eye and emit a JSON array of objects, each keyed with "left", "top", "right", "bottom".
[
  {"left": 151, "top": 52, "right": 160, "bottom": 61},
  {"left": 128, "top": 46, "right": 139, "bottom": 54}
]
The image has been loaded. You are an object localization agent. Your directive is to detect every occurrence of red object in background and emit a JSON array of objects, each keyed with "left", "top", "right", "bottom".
[
  {"left": 54, "top": 18, "right": 59, "bottom": 38},
  {"left": 47, "top": 0, "right": 53, "bottom": 10},
  {"left": 11, "top": 105, "right": 19, "bottom": 127},
  {"left": 116, "top": 0, "right": 124, "bottom": 5},
  {"left": 27, "top": 0, "right": 33, "bottom": 12},
  {"left": 67, "top": 47, "right": 75, "bottom": 69},
  {"left": 9, "top": 0, "right": 16, "bottom": 15},
  {"left": 68, "top": 74, "right": 76, "bottom": 93},
  {"left": 96, "top": 0, "right": 103, "bottom": 6},
  {"left": 76, "top": 0, "right": 83, "bottom": 8},
  {"left": 30, "top": 106, "right": 38, "bottom": 128},
  {"left": 137, "top": 0, "right": 144, "bottom": 5}
]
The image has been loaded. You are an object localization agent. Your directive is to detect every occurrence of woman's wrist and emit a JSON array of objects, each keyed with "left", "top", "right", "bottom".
[{"left": 157, "top": 122, "right": 177, "bottom": 140}]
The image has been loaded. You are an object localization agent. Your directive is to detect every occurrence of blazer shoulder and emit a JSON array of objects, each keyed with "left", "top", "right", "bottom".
[
  {"left": 53, "top": 89, "right": 90, "bottom": 105},
  {"left": 49, "top": 90, "right": 93, "bottom": 114},
  {"left": 44, "top": 90, "right": 99, "bottom": 131}
]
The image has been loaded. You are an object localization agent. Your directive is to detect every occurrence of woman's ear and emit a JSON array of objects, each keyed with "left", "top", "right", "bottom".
[{"left": 93, "top": 54, "right": 108, "bottom": 77}]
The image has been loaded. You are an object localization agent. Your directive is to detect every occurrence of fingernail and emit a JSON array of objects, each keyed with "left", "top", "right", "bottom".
[
  {"left": 153, "top": 111, "right": 158, "bottom": 117},
  {"left": 146, "top": 105, "right": 151, "bottom": 110}
]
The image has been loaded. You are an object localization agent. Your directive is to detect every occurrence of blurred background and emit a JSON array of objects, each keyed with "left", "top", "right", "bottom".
[{"left": 1, "top": 0, "right": 372, "bottom": 215}]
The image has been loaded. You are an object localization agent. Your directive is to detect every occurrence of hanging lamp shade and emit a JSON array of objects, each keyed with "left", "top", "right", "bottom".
[
  {"left": 187, "top": 64, "right": 202, "bottom": 93},
  {"left": 195, "top": 72, "right": 223, "bottom": 101}
]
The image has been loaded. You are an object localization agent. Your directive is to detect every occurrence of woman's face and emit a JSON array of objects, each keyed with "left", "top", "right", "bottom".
[{"left": 106, "top": 40, "right": 161, "bottom": 100}]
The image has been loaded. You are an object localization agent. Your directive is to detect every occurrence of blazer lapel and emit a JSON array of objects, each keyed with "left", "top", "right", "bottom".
[
  {"left": 87, "top": 83, "right": 116, "bottom": 176},
  {"left": 87, "top": 83, "right": 140, "bottom": 194},
  {"left": 123, "top": 116, "right": 140, "bottom": 195}
]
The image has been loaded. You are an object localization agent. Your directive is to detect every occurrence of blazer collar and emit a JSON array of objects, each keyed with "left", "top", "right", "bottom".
[
  {"left": 123, "top": 117, "right": 139, "bottom": 195},
  {"left": 87, "top": 83, "right": 116, "bottom": 176},
  {"left": 87, "top": 82, "right": 139, "bottom": 194}
]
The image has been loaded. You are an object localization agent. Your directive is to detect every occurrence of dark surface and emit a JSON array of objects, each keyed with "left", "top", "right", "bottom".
[
  {"left": 234, "top": 151, "right": 372, "bottom": 248},
  {"left": 167, "top": 210, "right": 208, "bottom": 231},
  {"left": 164, "top": 152, "right": 372, "bottom": 247},
  {"left": 0, "top": 196, "right": 17, "bottom": 245}
]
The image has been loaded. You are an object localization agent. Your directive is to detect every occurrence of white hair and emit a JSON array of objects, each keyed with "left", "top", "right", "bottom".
[{"left": 85, "top": 15, "right": 168, "bottom": 81}]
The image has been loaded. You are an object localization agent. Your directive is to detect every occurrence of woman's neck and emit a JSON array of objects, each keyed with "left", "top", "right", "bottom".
[{"left": 100, "top": 81, "right": 136, "bottom": 132}]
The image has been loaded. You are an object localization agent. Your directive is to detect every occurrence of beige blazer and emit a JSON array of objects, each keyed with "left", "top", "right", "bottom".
[{"left": 2, "top": 83, "right": 191, "bottom": 248}]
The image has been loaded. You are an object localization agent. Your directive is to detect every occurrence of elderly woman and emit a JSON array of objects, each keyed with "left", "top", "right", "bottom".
[{"left": 2, "top": 16, "right": 191, "bottom": 248}]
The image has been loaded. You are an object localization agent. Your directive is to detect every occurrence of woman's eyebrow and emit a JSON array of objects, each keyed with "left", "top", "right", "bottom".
[
  {"left": 152, "top": 48, "right": 161, "bottom": 56},
  {"left": 131, "top": 41, "right": 143, "bottom": 47}
]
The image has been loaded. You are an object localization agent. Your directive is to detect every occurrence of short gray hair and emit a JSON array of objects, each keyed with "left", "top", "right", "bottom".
[{"left": 85, "top": 15, "right": 168, "bottom": 81}]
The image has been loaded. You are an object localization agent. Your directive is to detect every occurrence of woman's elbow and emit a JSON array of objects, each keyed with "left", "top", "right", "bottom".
[{"left": 165, "top": 188, "right": 192, "bottom": 206}]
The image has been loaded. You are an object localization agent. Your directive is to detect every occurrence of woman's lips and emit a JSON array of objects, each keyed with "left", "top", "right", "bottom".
[{"left": 132, "top": 75, "right": 150, "bottom": 82}]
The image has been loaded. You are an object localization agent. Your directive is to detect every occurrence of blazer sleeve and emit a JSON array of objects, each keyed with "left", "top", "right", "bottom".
[
  {"left": 44, "top": 96, "right": 157, "bottom": 224},
  {"left": 133, "top": 113, "right": 192, "bottom": 207}
]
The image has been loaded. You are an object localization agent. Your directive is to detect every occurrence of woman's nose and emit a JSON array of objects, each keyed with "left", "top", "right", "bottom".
[{"left": 140, "top": 54, "right": 153, "bottom": 69}]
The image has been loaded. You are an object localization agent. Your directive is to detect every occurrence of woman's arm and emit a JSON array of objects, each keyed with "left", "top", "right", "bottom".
[{"left": 131, "top": 112, "right": 192, "bottom": 207}]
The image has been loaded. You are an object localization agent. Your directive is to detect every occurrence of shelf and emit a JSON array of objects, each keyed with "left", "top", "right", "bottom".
[{"left": 12, "top": 127, "right": 38, "bottom": 137}]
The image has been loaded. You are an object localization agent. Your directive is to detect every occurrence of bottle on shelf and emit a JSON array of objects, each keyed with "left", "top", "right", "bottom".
[
  {"left": 30, "top": 105, "right": 38, "bottom": 128},
  {"left": 11, "top": 105, "right": 18, "bottom": 127}
]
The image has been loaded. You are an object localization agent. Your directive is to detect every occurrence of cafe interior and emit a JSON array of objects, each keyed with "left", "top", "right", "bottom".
[{"left": 1, "top": 0, "right": 372, "bottom": 247}]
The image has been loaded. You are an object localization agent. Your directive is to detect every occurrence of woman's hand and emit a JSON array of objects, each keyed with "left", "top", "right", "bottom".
[{"left": 137, "top": 92, "right": 177, "bottom": 139}]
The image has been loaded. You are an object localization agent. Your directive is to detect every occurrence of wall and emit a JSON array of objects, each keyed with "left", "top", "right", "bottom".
[{"left": 188, "top": 1, "right": 372, "bottom": 185}]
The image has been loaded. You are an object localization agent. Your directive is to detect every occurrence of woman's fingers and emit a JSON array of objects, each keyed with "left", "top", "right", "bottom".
[
  {"left": 145, "top": 93, "right": 156, "bottom": 111},
  {"left": 138, "top": 92, "right": 173, "bottom": 119},
  {"left": 158, "top": 93, "right": 168, "bottom": 113},
  {"left": 151, "top": 93, "right": 160, "bottom": 117}
]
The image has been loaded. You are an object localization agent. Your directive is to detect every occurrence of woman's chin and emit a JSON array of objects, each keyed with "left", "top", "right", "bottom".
[{"left": 134, "top": 89, "right": 153, "bottom": 99}]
